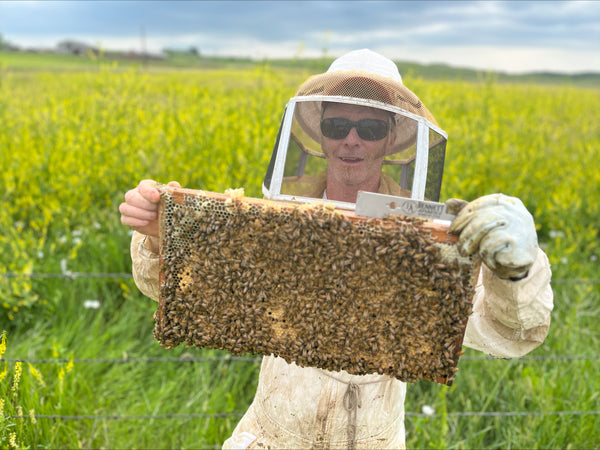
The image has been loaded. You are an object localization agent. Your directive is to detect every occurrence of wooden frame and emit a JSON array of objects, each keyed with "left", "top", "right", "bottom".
[{"left": 156, "top": 186, "right": 480, "bottom": 385}]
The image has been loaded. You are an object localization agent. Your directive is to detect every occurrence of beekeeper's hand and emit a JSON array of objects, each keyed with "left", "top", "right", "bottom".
[
  {"left": 445, "top": 194, "right": 538, "bottom": 280},
  {"left": 119, "top": 179, "right": 181, "bottom": 239}
]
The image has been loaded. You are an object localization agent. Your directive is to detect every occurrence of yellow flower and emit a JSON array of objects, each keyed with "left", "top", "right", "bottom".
[
  {"left": 0, "top": 331, "right": 6, "bottom": 358},
  {"left": 57, "top": 357, "right": 73, "bottom": 394},
  {"left": 11, "top": 361, "right": 22, "bottom": 395},
  {"left": 28, "top": 363, "right": 46, "bottom": 388},
  {"left": 58, "top": 367, "right": 65, "bottom": 394},
  {"left": 9, "top": 432, "right": 18, "bottom": 449},
  {"left": 0, "top": 361, "right": 7, "bottom": 384}
]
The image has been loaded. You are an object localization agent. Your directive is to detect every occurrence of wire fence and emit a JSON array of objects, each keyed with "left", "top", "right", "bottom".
[
  {"left": 1, "top": 354, "right": 599, "bottom": 364},
  {"left": 2, "top": 354, "right": 599, "bottom": 422},
  {"left": 4, "top": 410, "right": 600, "bottom": 421},
  {"left": 2, "top": 271, "right": 600, "bottom": 285},
  {"left": 2, "top": 271, "right": 598, "bottom": 423},
  {"left": 1, "top": 271, "right": 134, "bottom": 279}
]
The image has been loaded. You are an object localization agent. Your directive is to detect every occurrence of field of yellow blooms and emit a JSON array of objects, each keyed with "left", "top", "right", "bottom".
[{"left": 0, "top": 58, "right": 599, "bottom": 449}]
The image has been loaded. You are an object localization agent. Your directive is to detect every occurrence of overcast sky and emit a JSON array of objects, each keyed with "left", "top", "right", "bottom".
[{"left": 1, "top": 0, "right": 599, "bottom": 74}]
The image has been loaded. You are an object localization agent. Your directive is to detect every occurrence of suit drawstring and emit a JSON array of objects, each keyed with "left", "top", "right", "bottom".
[
  {"left": 321, "top": 371, "right": 385, "bottom": 449},
  {"left": 343, "top": 382, "right": 362, "bottom": 450}
]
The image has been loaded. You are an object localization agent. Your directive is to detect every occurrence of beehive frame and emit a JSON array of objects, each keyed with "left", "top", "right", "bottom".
[{"left": 156, "top": 186, "right": 480, "bottom": 385}]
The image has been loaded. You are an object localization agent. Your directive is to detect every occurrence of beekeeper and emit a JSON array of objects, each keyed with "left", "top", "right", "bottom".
[{"left": 119, "top": 49, "right": 553, "bottom": 449}]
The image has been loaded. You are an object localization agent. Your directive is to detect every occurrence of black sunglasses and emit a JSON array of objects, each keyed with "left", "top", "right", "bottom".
[{"left": 320, "top": 117, "right": 390, "bottom": 141}]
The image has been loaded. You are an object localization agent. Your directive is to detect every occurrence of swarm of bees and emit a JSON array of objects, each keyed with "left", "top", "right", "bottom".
[{"left": 155, "top": 187, "right": 480, "bottom": 385}]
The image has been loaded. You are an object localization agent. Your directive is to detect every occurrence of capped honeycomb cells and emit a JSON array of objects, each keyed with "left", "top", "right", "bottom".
[{"left": 155, "top": 187, "right": 479, "bottom": 385}]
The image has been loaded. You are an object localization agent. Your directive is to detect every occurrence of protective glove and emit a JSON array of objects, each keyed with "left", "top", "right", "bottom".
[{"left": 445, "top": 194, "right": 538, "bottom": 280}]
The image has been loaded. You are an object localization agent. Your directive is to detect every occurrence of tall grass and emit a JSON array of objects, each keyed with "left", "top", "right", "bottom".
[{"left": 0, "top": 61, "right": 598, "bottom": 449}]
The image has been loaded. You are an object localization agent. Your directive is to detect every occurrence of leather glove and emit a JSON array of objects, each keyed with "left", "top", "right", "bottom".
[{"left": 445, "top": 194, "right": 538, "bottom": 280}]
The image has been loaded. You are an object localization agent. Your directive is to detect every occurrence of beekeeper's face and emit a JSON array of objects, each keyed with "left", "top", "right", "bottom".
[{"left": 320, "top": 103, "right": 395, "bottom": 191}]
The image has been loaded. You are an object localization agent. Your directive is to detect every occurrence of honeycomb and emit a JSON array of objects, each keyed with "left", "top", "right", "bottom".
[{"left": 155, "top": 186, "right": 480, "bottom": 385}]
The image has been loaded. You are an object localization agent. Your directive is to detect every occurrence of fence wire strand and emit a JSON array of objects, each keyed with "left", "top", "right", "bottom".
[
  {"left": 1, "top": 271, "right": 133, "bottom": 279},
  {"left": 2, "top": 271, "right": 600, "bottom": 285},
  {"left": 1, "top": 354, "right": 599, "bottom": 364},
  {"left": 4, "top": 410, "right": 599, "bottom": 422}
]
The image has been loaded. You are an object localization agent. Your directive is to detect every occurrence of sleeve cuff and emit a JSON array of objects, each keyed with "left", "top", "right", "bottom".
[
  {"left": 137, "top": 233, "right": 160, "bottom": 260},
  {"left": 130, "top": 231, "right": 160, "bottom": 301},
  {"left": 481, "top": 248, "right": 553, "bottom": 331}
]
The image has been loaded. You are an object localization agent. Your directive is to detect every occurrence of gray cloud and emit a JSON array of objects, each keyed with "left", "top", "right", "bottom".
[{"left": 1, "top": 1, "right": 598, "bottom": 73}]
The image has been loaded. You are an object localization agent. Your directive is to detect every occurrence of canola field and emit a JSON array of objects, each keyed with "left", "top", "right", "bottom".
[{"left": 0, "top": 60, "right": 599, "bottom": 449}]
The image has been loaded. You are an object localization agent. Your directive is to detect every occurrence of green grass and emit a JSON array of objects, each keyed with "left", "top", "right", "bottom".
[
  {"left": 1, "top": 288, "right": 261, "bottom": 449},
  {"left": 2, "top": 284, "right": 598, "bottom": 449},
  {"left": 406, "top": 282, "right": 600, "bottom": 449},
  {"left": 1, "top": 53, "right": 599, "bottom": 449}
]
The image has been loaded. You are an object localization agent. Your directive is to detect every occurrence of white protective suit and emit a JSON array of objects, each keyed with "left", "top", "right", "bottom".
[{"left": 130, "top": 228, "right": 553, "bottom": 449}]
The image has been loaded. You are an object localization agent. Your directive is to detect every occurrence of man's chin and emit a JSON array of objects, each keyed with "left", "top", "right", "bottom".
[{"left": 333, "top": 169, "right": 370, "bottom": 187}]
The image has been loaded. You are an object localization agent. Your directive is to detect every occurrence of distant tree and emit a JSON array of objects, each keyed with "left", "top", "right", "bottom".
[
  {"left": 188, "top": 46, "right": 200, "bottom": 56},
  {"left": 0, "top": 34, "right": 11, "bottom": 50}
]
